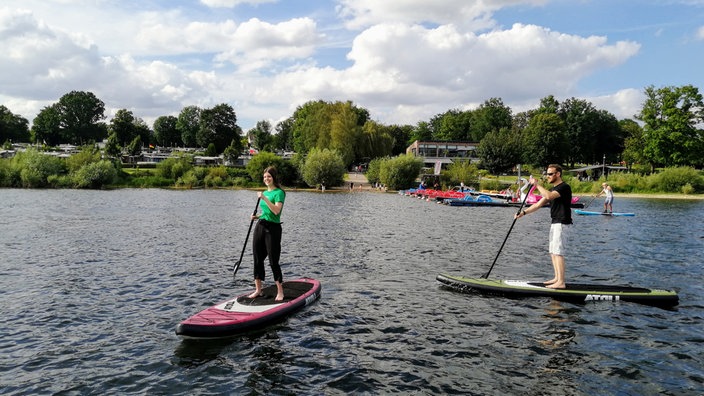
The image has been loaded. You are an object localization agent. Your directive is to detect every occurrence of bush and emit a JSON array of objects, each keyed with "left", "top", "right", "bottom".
[
  {"left": 301, "top": 148, "right": 346, "bottom": 188},
  {"left": 156, "top": 155, "right": 193, "bottom": 179},
  {"left": 246, "top": 152, "right": 288, "bottom": 184},
  {"left": 204, "top": 166, "right": 229, "bottom": 187},
  {"left": 379, "top": 154, "right": 424, "bottom": 190},
  {"left": 73, "top": 160, "right": 118, "bottom": 188},
  {"left": 648, "top": 166, "right": 704, "bottom": 193},
  {"left": 12, "top": 149, "right": 67, "bottom": 188},
  {"left": 365, "top": 157, "right": 385, "bottom": 185},
  {"left": 66, "top": 147, "right": 101, "bottom": 172}
]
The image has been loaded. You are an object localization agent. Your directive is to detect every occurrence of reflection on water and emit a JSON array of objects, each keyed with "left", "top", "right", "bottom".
[{"left": 0, "top": 189, "right": 702, "bottom": 395}]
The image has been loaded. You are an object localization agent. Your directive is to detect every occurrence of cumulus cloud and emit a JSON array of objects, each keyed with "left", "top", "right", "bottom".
[
  {"left": 0, "top": 1, "right": 651, "bottom": 131},
  {"left": 260, "top": 22, "right": 640, "bottom": 124},
  {"left": 213, "top": 17, "right": 323, "bottom": 71},
  {"left": 337, "top": 0, "right": 547, "bottom": 30},
  {"left": 200, "top": 0, "right": 276, "bottom": 8}
]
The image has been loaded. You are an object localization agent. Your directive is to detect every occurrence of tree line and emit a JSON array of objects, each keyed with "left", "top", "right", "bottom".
[{"left": 2, "top": 84, "right": 703, "bottom": 174}]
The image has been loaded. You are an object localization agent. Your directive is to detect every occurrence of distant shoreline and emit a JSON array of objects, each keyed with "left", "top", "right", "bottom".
[{"left": 595, "top": 193, "right": 704, "bottom": 200}]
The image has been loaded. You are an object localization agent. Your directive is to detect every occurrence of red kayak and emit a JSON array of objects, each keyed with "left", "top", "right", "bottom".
[{"left": 176, "top": 277, "right": 321, "bottom": 339}]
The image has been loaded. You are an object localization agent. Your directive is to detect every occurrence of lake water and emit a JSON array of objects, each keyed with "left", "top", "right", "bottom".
[{"left": 1, "top": 189, "right": 703, "bottom": 395}]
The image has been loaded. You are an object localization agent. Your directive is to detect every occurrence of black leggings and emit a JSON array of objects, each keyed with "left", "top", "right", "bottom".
[{"left": 252, "top": 219, "right": 283, "bottom": 283}]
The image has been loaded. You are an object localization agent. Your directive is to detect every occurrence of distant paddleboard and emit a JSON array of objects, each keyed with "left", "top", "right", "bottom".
[
  {"left": 436, "top": 274, "right": 678, "bottom": 307},
  {"left": 176, "top": 277, "right": 321, "bottom": 339},
  {"left": 575, "top": 209, "right": 635, "bottom": 216}
]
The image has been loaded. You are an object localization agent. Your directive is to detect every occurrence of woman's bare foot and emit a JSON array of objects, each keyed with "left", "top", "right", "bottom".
[
  {"left": 275, "top": 293, "right": 284, "bottom": 302},
  {"left": 247, "top": 290, "right": 262, "bottom": 299},
  {"left": 545, "top": 283, "right": 565, "bottom": 289},
  {"left": 543, "top": 279, "right": 557, "bottom": 285}
]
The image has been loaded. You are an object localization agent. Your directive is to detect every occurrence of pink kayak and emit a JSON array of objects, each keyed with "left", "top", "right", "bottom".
[{"left": 176, "top": 277, "right": 321, "bottom": 339}]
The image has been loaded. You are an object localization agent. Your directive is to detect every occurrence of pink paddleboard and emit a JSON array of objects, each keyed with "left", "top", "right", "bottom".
[{"left": 176, "top": 277, "right": 321, "bottom": 339}]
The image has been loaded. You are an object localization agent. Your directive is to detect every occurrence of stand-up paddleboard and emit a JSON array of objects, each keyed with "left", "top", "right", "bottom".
[
  {"left": 176, "top": 277, "right": 321, "bottom": 339},
  {"left": 575, "top": 209, "right": 635, "bottom": 216},
  {"left": 436, "top": 274, "right": 678, "bottom": 307}
]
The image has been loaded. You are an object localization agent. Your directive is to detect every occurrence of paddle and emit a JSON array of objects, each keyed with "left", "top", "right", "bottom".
[
  {"left": 482, "top": 183, "right": 533, "bottom": 279},
  {"left": 584, "top": 194, "right": 598, "bottom": 209},
  {"left": 232, "top": 197, "right": 261, "bottom": 277}
]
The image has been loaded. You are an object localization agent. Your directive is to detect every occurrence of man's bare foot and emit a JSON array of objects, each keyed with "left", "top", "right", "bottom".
[
  {"left": 275, "top": 293, "right": 284, "bottom": 302},
  {"left": 543, "top": 279, "right": 557, "bottom": 285},
  {"left": 545, "top": 283, "right": 565, "bottom": 289},
  {"left": 247, "top": 290, "right": 262, "bottom": 299}
]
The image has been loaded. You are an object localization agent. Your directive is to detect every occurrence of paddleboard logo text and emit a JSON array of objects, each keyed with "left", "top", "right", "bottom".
[{"left": 585, "top": 294, "right": 620, "bottom": 301}]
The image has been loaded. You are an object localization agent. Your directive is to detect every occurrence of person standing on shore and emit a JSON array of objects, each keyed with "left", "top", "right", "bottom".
[
  {"left": 597, "top": 182, "right": 614, "bottom": 213},
  {"left": 247, "top": 166, "right": 286, "bottom": 301},
  {"left": 514, "top": 164, "right": 573, "bottom": 289}
]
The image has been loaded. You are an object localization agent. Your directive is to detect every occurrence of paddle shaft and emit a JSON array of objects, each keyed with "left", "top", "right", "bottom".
[
  {"left": 232, "top": 197, "right": 261, "bottom": 276},
  {"left": 584, "top": 194, "right": 598, "bottom": 208},
  {"left": 482, "top": 184, "right": 533, "bottom": 279}
]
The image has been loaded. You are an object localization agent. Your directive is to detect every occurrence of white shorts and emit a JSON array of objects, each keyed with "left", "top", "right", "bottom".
[{"left": 549, "top": 223, "right": 571, "bottom": 256}]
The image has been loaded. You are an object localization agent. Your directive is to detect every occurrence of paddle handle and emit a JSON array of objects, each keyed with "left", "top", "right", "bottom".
[
  {"left": 233, "top": 197, "right": 261, "bottom": 276},
  {"left": 482, "top": 184, "right": 532, "bottom": 279}
]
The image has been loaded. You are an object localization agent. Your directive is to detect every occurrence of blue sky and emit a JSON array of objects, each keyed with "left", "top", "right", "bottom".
[{"left": 1, "top": 0, "right": 703, "bottom": 132}]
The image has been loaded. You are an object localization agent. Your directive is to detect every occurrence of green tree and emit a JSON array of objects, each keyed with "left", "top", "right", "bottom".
[
  {"left": 246, "top": 151, "right": 289, "bottom": 184},
  {"left": 176, "top": 106, "right": 201, "bottom": 147},
  {"left": 291, "top": 100, "right": 369, "bottom": 164},
  {"left": 379, "top": 154, "right": 423, "bottom": 190},
  {"left": 223, "top": 139, "right": 240, "bottom": 166},
  {"left": 620, "top": 119, "right": 645, "bottom": 168},
  {"left": 0, "top": 106, "right": 30, "bottom": 143},
  {"left": 522, "top": 112, "right": 569, "bottom": 167},
  {"left": 153, "top": 115, "right": 181, "bottom": 147},
  {"left": 444, "top": 159, "right": 480, "bottom": 187},
  {"left": 104, "top": 132, "right": 122, "bottom": 159},
  {"left": 477, "top": 128, "right": 521, "bottom": 174},
  {"left": 386, "top": 124, "right": 414, "bottom": 155},
  {"left": 329, "top": 102, "right": 362, "bottom": 167},
  {"left": 31, "top": 104, "right": 63, "bottom": 145},
  {"left": 55, "top": 91, "right": 107, "bottom": 144},
  {"left": 470, "top": 97, "right": 513, "bottom": 141},
  {"left": 301, "top": 148, "right": 346, "bottom": 188},
  {"left": 358, "top": 121, "right": 394, "bottom": 161},
  {"left": 251, "top": 120, "right": 274, "bottom": 151},
  {"left": 197, "top": 103, "right": 241, "bottom": 153},
  {"left": 430, "top": 109, "right": 473, "bottom": 141},
  {"left": 558, "top": 98, "right": 598, "bottom": 167},
  {"left": 126, "top": 135, "right": 143, "bottom": 158},
  {"left": 274, "top": 117, "right": 294, "bottom": 151},
  {"left": 110, "top": 109, "right": 138, "bottom": 147},
  {"left": 636, "top": 85, "right": 704, "bottom": 170},
  {"left": 409, "top": 121, "right": 433, "bottom": 143}
]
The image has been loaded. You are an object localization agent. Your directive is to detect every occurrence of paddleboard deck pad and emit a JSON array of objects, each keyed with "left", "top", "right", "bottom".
[
  {"left": 575, "top": 209, "right": 635, "bottom": 216},
  {"left": 436, "top": 274, "right": 678, "bottom": 307},
  {"left": 176, "top": 277, "right": 321, "bottom": 339}
]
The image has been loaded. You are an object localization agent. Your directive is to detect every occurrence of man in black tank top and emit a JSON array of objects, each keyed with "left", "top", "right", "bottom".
[{"left": 515, "top": 164, "right": 572, "bottom": 289}]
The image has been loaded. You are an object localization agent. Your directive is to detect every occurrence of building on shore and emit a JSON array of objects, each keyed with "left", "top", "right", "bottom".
[{"left": 406, "top": 140, "right": 480, "bottom": 169}]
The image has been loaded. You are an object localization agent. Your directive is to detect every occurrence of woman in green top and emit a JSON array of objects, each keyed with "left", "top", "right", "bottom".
[{"left": 247, "top": 166, "right": 286, "bottom": 301}]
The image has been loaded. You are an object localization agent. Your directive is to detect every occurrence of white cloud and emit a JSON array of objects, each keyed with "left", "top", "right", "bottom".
[
  {"left": 337, "top": 0, "right": 548, "bottom": 30},
  {"left": 696, "top": 26, "right": 704, "bottom": 40},
  {"left": 200, "top": 0, "right": 276, "bottom": 8},
  {"left": 0, "top": 1, "right": 655, "bottom": 132},
  {"left": 589, "top": 88, "right": 644, "bottom": 121},
  {"left": 214, "top": 17, "right": 323, "bottom": 71}
]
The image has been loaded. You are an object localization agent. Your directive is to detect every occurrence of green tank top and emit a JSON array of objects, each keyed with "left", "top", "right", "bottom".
[{"left": 259, "top": 188, "right": 285, "bottom": 223}]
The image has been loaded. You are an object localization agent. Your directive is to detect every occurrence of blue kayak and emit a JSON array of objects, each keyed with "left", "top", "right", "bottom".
[{"left": 575, "top": 209, "right": 635, "bottom": 216}]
